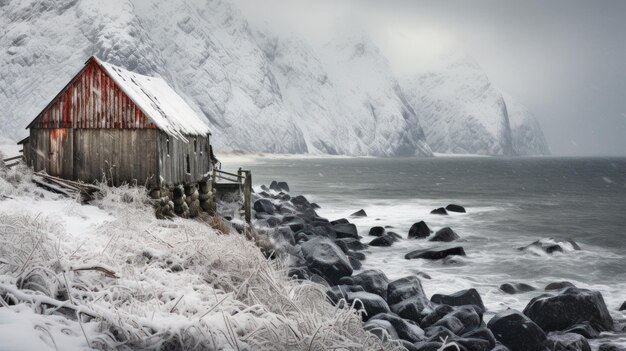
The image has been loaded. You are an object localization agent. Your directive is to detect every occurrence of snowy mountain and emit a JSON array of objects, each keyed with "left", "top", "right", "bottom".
[
  {"left": 0, "top": 0, "right": 431, "bottom": 157},
  {"left": 505, "top": 95, "right": 551, "bottom": 155},
  {"left": 402, "top": 58, "right": 516, "bottom": 156}
]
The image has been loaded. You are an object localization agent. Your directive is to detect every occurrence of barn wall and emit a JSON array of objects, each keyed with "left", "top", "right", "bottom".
[
  {"left": 158, "top": 132, "right": 211, "bottom": 185},
  {"left": 29, "top": 60, "right": 157, "bottom": 130}
]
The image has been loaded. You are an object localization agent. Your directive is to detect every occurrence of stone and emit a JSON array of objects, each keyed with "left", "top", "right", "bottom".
[
  {"left": 369, "top": 234, "right": 395, "bottom": 247},
  {"left": 337, "top": 276, "right": 354, "bottom": 286},
  {"left": 445, "top": 204, "right": 466, "bottom": 213},
  {"left": 545, "top": 332, "right": 591, "bottom": 351},
  {"left": 363, "top": 319, "right": 399, "bottom": 341},
  {"left": 545, "top": 281, "right": 576, "bottom": 291},
  {"left": 452, "top": 337, "right": 491, "bottom": 351},
  {"left": 599, "top": 344, "right": 626, "bottom": 351},
  {"left": 370, "top": 312, "right": 424, "bottom": 343},
  {"left": 462, "top": 328, "right": 496, "bottom": 349},
  {"left": 562, "top": 322, "right": 600, "bottom": 339},
  {"left": 277, "top": 181, "right": 290, "bottom": 192},
  {"left": 347, "top": 250, "right": 366, "bottom": 261},
  {"left": 523, "top": 287, "right": 614, "bottom": 333},
  {"left": 272, "top": 227, "right": 295, "bottom": 246},
  {"left": 487, "top": 309, "right": 547, "bottom": 351},
  {"left": 350, "top": 209, "right": 367, "bottom": 217},
  {"left": 446, "top": 305, "right": 482, "bottom": 334},
  {"left": 290, "top": 195, "right": 312, "bottom": 210},
  {"left": 333, "top": 223, "right": 359, "bottom": 239},
  {"left": 432, "top": 315, "right": 464, "bottom": 334},
  {"left": 330, "top": 218, "right": 349, "bottom": 225},
  {"left": 431, "top": 288, "right": 486, "bottom": 313},
  {"left": 387, "top": 275, "right": 430, "bottom": 306},
  {"left": 391, "top": 296, "right": 432, "bottom": 324},
  {"left": 430, "top": 207, "right": 448, "bottom": 215},
  {"left": 300, "top": 238, "right": 353, "bottom": 285},
  {"left": 429, "top": 227, "right": 460, "bottom": 242},
  {"left": 335, "top": 238, "right": 367, "bottom": 251},
  {"left": 287, "top": 267, "right": 310, "bottom": 280},
  {"left": 345, "top": 291, "right": 391, "bottom": 321},
  {"left": 499, "top": 283, "right": 536, "bottom": 294},
  {"left": 619, "top": 300, "right": 626, "bottom": 311},
  {"left": 369, "top": 226, "right": 386, "bottom": 237},
  {"left": 424, "top": 325, "right": 455, "bottom": 341},
  {"left": 348, "top": 256, "right": 362, "bottom": 270},
  {"left": 413, "top": 341, "right": 443, "bottom": 351},
  {"left": 405, "top": 247, "right": 466, "bottom": 260},
  {"left": 327, "top": 285, "right": 365, "bottom": 304},
  {"left": 253, "top": 199, "right": 275, "bottom": 214},
  {"left": 518, "top": 238, "right": 582, "bottom": 255},
  {"left": 352, "top": 269, "right": 389, "bottom": 300},
  {"left": 408, "top": 221, "right": 431, "bottom": 239}
]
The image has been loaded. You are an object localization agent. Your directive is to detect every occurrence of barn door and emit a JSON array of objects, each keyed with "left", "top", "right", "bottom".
[{"left": 48, "top": 128, "right": 73, "bottom": 178}]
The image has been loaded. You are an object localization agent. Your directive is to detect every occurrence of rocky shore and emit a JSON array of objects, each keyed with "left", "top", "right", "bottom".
[{"left": 246, "top": 181, "right": 626, "bottom": 351}]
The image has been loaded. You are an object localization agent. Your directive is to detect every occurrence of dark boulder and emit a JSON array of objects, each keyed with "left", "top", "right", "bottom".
[
  {"left": 284, "top": 218, "right": 306, "bottom": 232},
  {"left": 424, "top": 325, "right": 455, "bottom": 341},
  {"left": 523, "top": 287, "right": 614, "bottom": 333},
  {"left": 387, "top": 231, "right": 402, "bottom": 241},
  {"left": 309, "top": 222, "right": 337, "bottom": 239},
  {"left": 446, "top": 204, "right": 466, "bottom": 213},
  {"left": 487, "top": 309, "right": 547, "bottom": 351},
  {"left": 414, "top": 341, "right": 444, "bottom": 351},
  {"left": 352, "top": 269, "right": 389, "bottom": 300},
  {"left": 300, "top": 238, "right": 353, "bottom": 285},
  {"left": 363, "top": 319, "right": 399, "bottom": 341},
  {"left": 334, "top": 239, "right": 349, "bottom": 253},
  {"left": 545, "top": 332, "right": 591, "bottom": 351},
  {"left": 335, "top": 238, "right": 367, "bottom": 251},
  {"left": 518, "top": 238, "right": 582, "bottom": 255},
  {"left": 369, "top": 234, "right": 395, "bottom": 247},
  {"left": 350, "top": 209, "right": 367, "bottom": 217},
  {"left": 337, "top": 276, "right": 354, "bottom": 286},
  {"left": 391, "top": 296, "right": 432, "bottom": 324},
  {"left": 330, "top": 218, "right": 349, "bottom": 225},
  {"left": 563, "top": 322, "right": 600, "bottom": 339},
  {"left": 545, "top": 281, "right": 576, "bottom": 291},
  {"left": 272, "top": 227, "right": 295, "bottom": 246},
  {"left": 291, "top": 195, "right": 312, "bottom": 210},
  {"left": 277, "top": 181, "right": 290, "bottom": 192},
  {"left": 499, "top": 283, "right": 536, "bottom": 294},
  {"left": 369, "top": 226, "right": 386, "bottom": 237},
  {"left": 266, "top": 216, "right": 281, "bottom": 228},
  {"left": 345, "top": 291, "right": 391, "bottom": 321},
  {"left": 491, "top": 344, "right": 511, "bottom": 351},
  {"left": 430, "top": 207, "right": 448, "bottom": 215},
  {"left": 452, "top": 337, "right": 491, "bottom": 351},
  {"left": 347, "top": 250, "right": 366, "bottom": 261},
  {"left": 333, "top": 223, "right": 359, "bottom": 239},
  {"left": 370, "top": 312, "right": 424, "bottom": 343},
  {"left": 348, "top": 256, "right": 362, "bottom": 269},
  {"left": 599, "top": 344, "right": 626, "bottom": 351},
  {"left": 254, "top": 199, "right": 275, "bottom": 214},
  {"left": 399, "top": 340, "right": 420, "bottom": 351},
  {"left": 260, "top": 184, "right": 269, "bottom": 191},
  {"left": 311, "top": 202, "right": 321, "bottom": 209},
  {"left": 420, "top": 304, "right": 455, "bottom": 328},
  {"left": 327, "top": 284, "right": 365, "bottom": 304},
  {"left": 387, "top": 275, "right": 430, "bottom": 306},
  {"left": 287, "top": 267, "right": 310, "bottom": 280},
  {"left": 432, "top": 315, "right": 464, "bottom": 334},
  {"left": 462, "top": 328, "right": 496, "bottom": 349},
  {"left": 429, "top": 227, "right": 460, "bottom": 242},
  {"left": 619, "top": 300, "right": 626, "bottom": 311},
  {"left": 446, "top": 305, "right": 482, "bottom": 334},
  {"left": 431, "top": 288, "right": 485, "bottom": 313},
  {"left": 408, "top": 221, "right": 431, "bottom": 239},
  {"left": 405, "top": 247, "right": 466, "bottom": 260}
]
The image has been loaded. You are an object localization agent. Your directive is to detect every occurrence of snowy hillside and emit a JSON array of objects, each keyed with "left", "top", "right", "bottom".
[
  {"left": 402, "top": 58, "right": 516, "bottom": 156},
  {"left": 0, "top": 0, "right": 432, "bottom": 157},
  {"left": 505, "top": 95, "right": 551, "bottom": 156}
]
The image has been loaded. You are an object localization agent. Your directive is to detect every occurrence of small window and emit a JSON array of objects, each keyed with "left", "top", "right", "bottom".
[
  {"left": 166, "top": 138, "right": 170, "bottom": 156},
  {"left": 194, "top": 138, "right": 197, "bottom": 153},
  {"left": 186, "top": 154, "right": 190, "bottom": 174}
]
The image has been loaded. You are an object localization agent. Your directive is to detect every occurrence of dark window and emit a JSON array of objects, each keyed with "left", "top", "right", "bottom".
[
  {"left": 194, "top": 138, "right": 197, "bottom": 153},
  {"left": 166, "top": 138, "right": 170, "bottom": 156},
  {"left": 186, "top": 154, "right": 190, "bottom": 174}
]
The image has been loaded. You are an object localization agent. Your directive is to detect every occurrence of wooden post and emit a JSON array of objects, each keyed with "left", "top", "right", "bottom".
[{"left": 243, "top": 170, "right": 252, "bottom": 224}]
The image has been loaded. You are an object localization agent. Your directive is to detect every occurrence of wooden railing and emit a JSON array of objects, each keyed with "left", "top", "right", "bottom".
[
  {"left": 213, "top": 168, "right": 252, "bottom": 223},
  {"left": 2, "top": 155, "right": 23, "bottom": 169}
]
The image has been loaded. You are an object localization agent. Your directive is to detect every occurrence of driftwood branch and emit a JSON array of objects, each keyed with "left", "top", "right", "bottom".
[{"left": 71, "top": 266, "right": 118, "bottom": 279}]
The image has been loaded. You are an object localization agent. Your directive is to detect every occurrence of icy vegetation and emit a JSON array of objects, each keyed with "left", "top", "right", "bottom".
[
  {"left": 0, "top": 167, "right": 404, "bottom": 350},
  {"left": 0, "top": 0, "right": 548, "bottom": 156}
]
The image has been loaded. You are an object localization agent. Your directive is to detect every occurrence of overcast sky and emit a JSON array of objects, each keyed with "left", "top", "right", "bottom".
[{"left": 238, "top": 0, "right": 626, "bottom": 156}]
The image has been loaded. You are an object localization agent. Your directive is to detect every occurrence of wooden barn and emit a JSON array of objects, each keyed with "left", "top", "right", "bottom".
[{"left": 20, "top": 56, "right": 215, "bottom": 188}]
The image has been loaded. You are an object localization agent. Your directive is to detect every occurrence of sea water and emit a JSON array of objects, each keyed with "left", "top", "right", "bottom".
[{"left": 223, "top": 156, "right": 626, "bottom": 345}]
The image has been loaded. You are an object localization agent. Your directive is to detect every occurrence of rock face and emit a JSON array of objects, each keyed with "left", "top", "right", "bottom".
[
  {"left": 487, "top": 309, "right": 547, "bottom": 351},
  {"left": 431, "top": 288, "right": 486, "bottom": 313},
  {"left": 500, "top": 283, "right": 536, "bottom": 294},
  {"left": 545, "top": 332, "right": 592, "bottom": 351},
  {"left": 352, "top": 270, "right": 389, "bottom": 300},
  {"left": 523, "top": 287, "right": 614, "bottom": 333},
  {"left": 300, "top": 238, "right": 352, "bottom": 285},
  {"left": 506, "top": 95, "right": 551, "bottom": 156},
  {"left": 429, "top": 227, "right": 459, "bottom": 242}
]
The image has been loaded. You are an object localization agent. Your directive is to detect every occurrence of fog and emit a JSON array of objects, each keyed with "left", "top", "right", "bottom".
[{"left": 236, "top": 0, "right": 626, "bottom": 156}]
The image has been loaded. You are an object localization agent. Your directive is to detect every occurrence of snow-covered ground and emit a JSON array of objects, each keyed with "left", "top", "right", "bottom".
[{"left": 0, "top": 164, "right": 401, "bottom": 350}]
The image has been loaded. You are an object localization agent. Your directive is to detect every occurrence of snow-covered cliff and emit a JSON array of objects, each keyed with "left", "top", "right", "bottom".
[{"left": 505, "top": 95, "right": 551, "bottom": 156}]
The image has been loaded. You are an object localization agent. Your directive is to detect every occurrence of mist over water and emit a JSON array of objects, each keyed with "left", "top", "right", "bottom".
[{"left": 224, "top": 156, "right": 626, "bottom": 344}]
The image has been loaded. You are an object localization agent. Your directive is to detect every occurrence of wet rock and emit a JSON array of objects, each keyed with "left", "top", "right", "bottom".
[
  {"left": 352, "top": 269, "right": 389, "bottom": 300},
  {"left": 266, "top": 216, "right": 280, "bottom": 228},
  {"left": 387, "top": 231, "right": 402, "bottom": 241},
  {"left": 619, "top": 300, "right": 626, "bottom": 311},
  {"left": 347, "top": 250, "right": 366, "bottom": 261},
  {"left": 431, "top": 288, "right": 486, "bottom": 313},
  {"left": 300, "top": 238, "right": 353, "bottom": 285},
  {"left": 545, "top": 332, "right": 591, "bottom": 351},
  {"left": 350, "top": 209, "right": 367, "bottom": 217},
  {"left": 491, "top": 344, "right": 511, "bottom": 351},
  {"left": 452, "top": 337, "right": 491, "bottom": 351},
  {"left": 563, "top": 322, "right": 600, "bottom": 339},
  {"left": 499, "top": 283, "right": 536, "bottom": 294},
  {"left": 424, "top": 325, "right": 455, "bottom": 341},
  {"left": 345, "top": 291, "right": 391, "bottom": 321},
  {"left": 276, "top": 181, "right": 290, "bottom": 192},
  {"left": 487, "top": 309, "right": 547, "bottom": 351},
  {"left": 337, "top": 276, "right": 354, "bottom": 286},
  {"left": 260, "top": 184, "right": 269, "bottom": 191},
  {"left": 429, "top": 227, "right": 460, "bottom": 242},
  {"left": 420, "top": 304, "right": 455, "bottom": 327},
  {"left": 414, "top": 341, "right": 444, "bottom": 351},
  {"left": 430, "top": 207, "right": 448, "bottom": 215},
  {"left": 518, "top": 238, "right": 582, "bottom": 255},
  {"left": 369, "top": 234, "right": 395, "bottom": 247},
  {"left": 283, "top": 217, "right": 306, "bottom": 232},
  {"left": 334, "top": 239, "right": 349, "bottom": 253},
  {"left": 271, "top": 227, "right": 295, "bottom": 246},
  {"left": 462, "top": 328, "right": 496, "bottom": 349},
  {"left": 399, "top": 340, "right": 420, "bottom": 351},
  {"left": 327, "top": 284, "right": 365, "bottom": 304},
  {"left": 369, "top": 226, "right": 386, "bottom": 237},
  {"left": 335, "top": 238, "right": 367, "bottom": 251},
  {"left": 370, "top": 312, "right": 424, "bottom": 343},
  {"left": 523, "top": 287, "right": 614, "bottom": 333},
  {"left": 387, "top": 275, "right": 431, "bottom": 306},
  {"left": 287, "top": 267, "right": 310, "bottom": 280},
  {"left": 446, "top": 204, "right": 466, "bottom": 213},
  {"left": 309, "top": 222, "right": 337, "bottom": 239},
  {"left": 408, "top": 221, "right": 431, "bottom": 239},
  {"left": 348, "top": 256, "right": 362, "bottom": 270},
  {"left": 363, "top": 319, "right": 399, "bottom": 341},
  {"left": 311, "top": 202, "right": 321, "bottom": 209},
  {"left": 545, "top": 281, "right": 577, "bottom": 291},
  {"left": 330, "top": 218, "right": 349, "bottom": 225},
  {"left": 333, "top": 223, "right": 358, "bottom": 239},
  {"left": 432, "top": 315, "right": 464, "bottom": 334},
  {"left": 599, "top": 344, "right": 626, "bottom": 351},
  {"left": 405, "top": 247, "right": 466, "bottom": 260},
  {"left": 291, "top": 195, "right": 312, "bottom": 210},
  {"left": 391, "top": 296, "right": 432, "bottom": 324},
  {"left": 253, "top": 199, "right": 275, "bottom": 214},
  {"left": 446, "top": 305, "right": 482, "bottom": 334}
]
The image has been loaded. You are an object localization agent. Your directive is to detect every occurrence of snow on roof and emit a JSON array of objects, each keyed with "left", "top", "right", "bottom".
[{"left": 93, "top": 57, "right": 211, "bottom": 140}]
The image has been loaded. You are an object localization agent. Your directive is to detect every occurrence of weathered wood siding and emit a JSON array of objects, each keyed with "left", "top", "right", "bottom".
[
  {"left": 158, "top": 132, "right": 211, "bottom": 185},
  {"left": 28, "top": 60, "right": 157, "bottom": 130}
]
